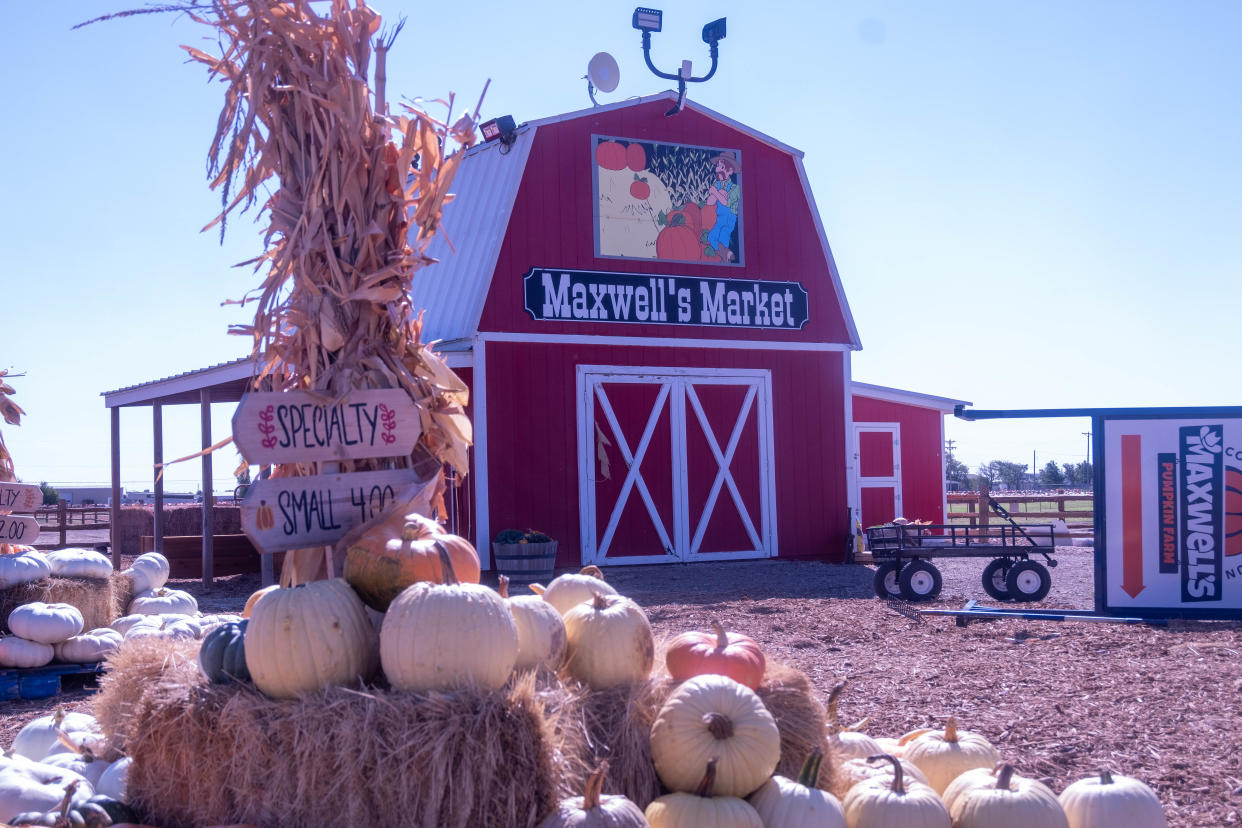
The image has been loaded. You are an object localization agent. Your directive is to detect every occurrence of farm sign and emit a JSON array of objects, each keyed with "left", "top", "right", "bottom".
[
  {"left": 240, "top": 468, "right": 421, "bottom": 554},
  {"left": 524, "top": 268, "right": 808, "bottom": 330},
  {"left": 233, "top": 390, "right": 420, "bottom": 465},
  {"left": 0, "top": 514, "right": 38, "bottom": 544},
  {"left": 1101, "top": 416, "right": 1242, "bottom": 617},
  {"left": 0, "top": 482, "right": 41, "bottom": 515}
]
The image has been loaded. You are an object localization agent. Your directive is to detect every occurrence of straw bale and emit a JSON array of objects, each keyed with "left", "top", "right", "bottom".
[
  {"left": 755, "top": 660, "right": 837, "bottom": 791},
  {"left": 0, "top": 573, "right": 128, "bottom": 633},
  {"left": 94, "top": 639, "right": 561, "bottom": 828}
]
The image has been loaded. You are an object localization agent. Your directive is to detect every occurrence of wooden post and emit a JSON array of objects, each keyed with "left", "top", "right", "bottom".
[
  {"left": 57, "top": 499, "right": 67, "bottom": 548},
  {"left": 259, "top": 464, "right": 274, "bottom": 586},
  {"left": 200, "top": 389, "right": 214, "bottom": 587},
  {"left": 109, "top": 406, "right": 122, "bottom": 568},
  {"left": 153, "top": 402, "right": 164, "bottom": 555},
  {"left": 978, "top": 480, "right": 990, "bottom": 530}
]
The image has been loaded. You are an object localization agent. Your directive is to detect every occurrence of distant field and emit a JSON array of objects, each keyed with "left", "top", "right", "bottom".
[{"left": 948, "top": 499, "right": 1093, "bottom": 515}]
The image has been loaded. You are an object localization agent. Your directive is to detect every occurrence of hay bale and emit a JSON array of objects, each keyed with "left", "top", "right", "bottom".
[
  {"left": 0, "top": 573, "right": 129, "bottom": 633},
  {"left": 555, "top": 661, "right": 836, "bottom": 808},
  {"left": 755, "top": 661, "right": 836, "bottom": 791},
  {"left": 94, "top": 639, "right": 562, "bottom": 828}
]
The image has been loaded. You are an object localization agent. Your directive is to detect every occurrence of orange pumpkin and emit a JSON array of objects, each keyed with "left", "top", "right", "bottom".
[
  {"left": 243, "top": 584, "right": 280, "bottom": 618},
  {"left": 665, "top": 619, "right": 766, "bottom": 689},
  {"left": 596, "top": 141, "right": 628, "bottom": 171},
  {"left": 344, "top": 512, "right": 481, "bottom": 611},
  {"left": 626, "top": 142, "right": 647, "bottom": 172},
  {"left": 255, "top": 500, "right": 275, "bottom": 531},
  {"left": 656, "top": 224, "right": 703, "bottom": 261}
]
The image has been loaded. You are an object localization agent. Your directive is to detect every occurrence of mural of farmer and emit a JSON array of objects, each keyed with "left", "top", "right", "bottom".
[{"left": 703, "top": 150, "right": 741, "bottom": 262}]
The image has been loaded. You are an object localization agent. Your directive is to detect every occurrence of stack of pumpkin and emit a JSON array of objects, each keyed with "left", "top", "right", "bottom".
[
  {"left": 0, "top": 709, "right": 138, "bottom": 827},
  {"left": 0, "top": 547, "right": 141, "bottom": 670}
]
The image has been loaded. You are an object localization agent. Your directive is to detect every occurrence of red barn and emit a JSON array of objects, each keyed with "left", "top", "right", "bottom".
[{"left": 415, "top": 91, "right": 891, "bottom": 569}]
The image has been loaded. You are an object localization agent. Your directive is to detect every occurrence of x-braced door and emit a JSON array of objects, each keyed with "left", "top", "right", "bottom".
[{"left": 577, "top": 366, "right": 776, "bottom": 566}]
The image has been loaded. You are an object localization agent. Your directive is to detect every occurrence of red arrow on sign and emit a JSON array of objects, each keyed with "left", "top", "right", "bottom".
[{"left": 1120, "top": 434, "right": 1145, "bottom": 598}]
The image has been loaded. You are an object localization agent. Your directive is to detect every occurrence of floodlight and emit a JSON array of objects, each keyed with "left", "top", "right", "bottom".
[
  {"left": 480, "top": 115, "right": 516, "bottom": 143},
  {"left": 632, "top": 7, "right": 662, "bottom": 32},
  {"left": 701, "top": 17, "right": 726, "bottom": 44}
]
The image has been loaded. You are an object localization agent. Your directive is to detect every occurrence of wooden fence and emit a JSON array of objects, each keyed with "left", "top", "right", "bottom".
[
  {"left": 32, "top": 500, "right": 110, "bottom": 551},
  {"left": 947, "top": 483, "right": 1094, "bottom": 536}
]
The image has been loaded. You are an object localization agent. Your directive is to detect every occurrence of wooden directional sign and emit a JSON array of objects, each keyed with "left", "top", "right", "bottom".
[
  {"left": 0, "top": 514, "right": 39, "bottom": 544},
  {"left": 240, "top": 468, "right": 422, "bottom": 554},
  {"left": 0, "top": 482, "right": 42, "bottom": 515},
  {"left": 232, "top": 390, "right": 422, "bottom": 465}
]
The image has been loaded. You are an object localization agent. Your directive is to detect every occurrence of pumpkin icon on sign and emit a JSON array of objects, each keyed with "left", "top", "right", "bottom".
[{"left": 255, "top": 500, "right": 275, "bottom": 532}]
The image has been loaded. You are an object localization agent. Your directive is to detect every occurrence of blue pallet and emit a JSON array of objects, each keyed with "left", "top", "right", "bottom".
[{"left": 0, "top": 662, "right": 105, "bottom": 701}]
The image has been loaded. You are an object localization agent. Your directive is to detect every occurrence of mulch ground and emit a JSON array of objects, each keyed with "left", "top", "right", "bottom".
[{"left": 3, "top": 548, "right": 1239, "bottom": 827}]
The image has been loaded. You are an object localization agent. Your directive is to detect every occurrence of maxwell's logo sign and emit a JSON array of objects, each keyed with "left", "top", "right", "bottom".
[
  {"left": 523, "top": 268, "right": 809, "bottom": 330},
  {"left": 1180, "top": 425, "right": 1223, "bottom": 601}
]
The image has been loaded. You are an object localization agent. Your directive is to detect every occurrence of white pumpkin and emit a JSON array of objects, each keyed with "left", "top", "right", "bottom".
[
  {"left": 531, "top": 566, "right": 618, "bottom": 616},
  {"left": 946, "top": 763, "right": 1067, "bottom": 828},
  {"left": 649, "top": 674, "right": 781, "bottom": 798},
  {"left": 110, "top": 613, "right": 155, "bottom": 635},
  {"left": 43, "top": 548, "right": 113, "bottom": 580},
  {"left": 562, "top": 593, "right": 654, "bottom": 689},
  {"left": 825, "top": 682, "right": 884, "bottom": 762},
  {"left": 829, "top": 755, "right": 929, "bottom": 800},
  {"left": 121, "top": 552, "right": 170, "bottom": 592},
  {"left": 498, "top": 575, "right": 567, "bottom": 671},
  {"left": 748, "top": 750, "right": 846, "bottom": 827},
  {"left": 124, "top": 618, "right": 198, "bottom": 642},
  {"left": 8, "top": 603, "right": 84, "bottom": 645},
  {"left": 0, "top": 548, "right": 52, "bottom": 589},
  {"left": 245, "top": 579, "right": 378, "bottom": 699},
  {"left": 1058, "top": 769, "right": 1167, "bottom": 828},
  {"left": 0, "top": 636, "right": 55, "bottom": 668},
  {"left": 0, "top": 754, "right": 94, "bottom": 819},
  {"left": 128, "top": 587, "right": 198, "bottom": 616},
  {"left": 9, "top": 711, "right": 99, "bottom": 761},
  {"left": 40, "top": 752, "right": 112, "bottom": 788},
  {"left": 53, "top": 628, "right": 123, "bottom": 663},
  {"left": 95, "top": 756, "right": 130, "bottom": 801},
  {"left": 902, "top": 717, "right": 1000, "bottom": 794},
  {"left": 197, "top": 613, "right": 244, "bottom": 634},
  {"left": 380, "top": 563, "right": 519, "bottom": 693}
]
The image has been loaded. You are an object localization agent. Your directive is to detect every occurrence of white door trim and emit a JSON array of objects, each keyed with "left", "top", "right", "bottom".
[
  {"left": 577, "top": 365, "right": 776, "bottom": 565},
  {"left": 853, "top": 422, "right": 903, "bottom": 523}
]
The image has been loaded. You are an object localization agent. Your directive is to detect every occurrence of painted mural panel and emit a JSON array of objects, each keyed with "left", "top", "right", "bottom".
[{"left": 594, "top": 136, "right": 743, "bottom": 266}]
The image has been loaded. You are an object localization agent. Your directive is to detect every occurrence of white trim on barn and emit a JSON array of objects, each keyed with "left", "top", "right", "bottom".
[
  {"left": 851, "top": 381, "right": 970, "bottom": 413},
  {"left": 477, "top": 331, "right": 851, "bottom": 352},
  {"left": 844, "top": 350, "right": 858, "bottom": 529},
  {"left": 473, "top": 336, "right": 491, "bottom": 568}
]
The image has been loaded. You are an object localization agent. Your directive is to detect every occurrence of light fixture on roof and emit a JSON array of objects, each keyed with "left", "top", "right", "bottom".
[
  {"left": 480, "top": 114, "right": 517, "bottom": 149},
  {"left": 632, "top": 7, "right": 726, "bottom": 116}
]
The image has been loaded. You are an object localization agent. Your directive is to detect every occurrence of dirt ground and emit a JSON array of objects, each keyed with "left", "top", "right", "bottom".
[{"left": 3, "top": 547, "right": 1239, "bottom": 827}]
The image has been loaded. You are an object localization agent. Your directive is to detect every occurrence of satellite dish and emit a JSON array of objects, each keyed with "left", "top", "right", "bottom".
[{"left": 587, "top": 52, "right": 621, "bottom": 98}]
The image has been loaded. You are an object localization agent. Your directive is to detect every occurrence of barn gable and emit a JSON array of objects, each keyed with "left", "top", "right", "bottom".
[{"left": 411, "top": 91, "right": 860, "bottom": 350}]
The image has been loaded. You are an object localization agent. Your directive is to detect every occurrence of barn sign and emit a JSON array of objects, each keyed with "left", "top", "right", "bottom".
[
  {"left": 239, "top": 468, "right": 421, "bottom": 553},
  {"left": 233, "top": 389, "right": 421, "bottom": 465},
  {"left": 0, "top": 514, "right": 39, "bottom": 544},
  {"left": 0, "top": 482, "right": 41, "bottom": 515},
  {"left": 1101, "top": 415, "right": 1242, "bottom": 617},
  {"left": 524, "top": 268, "right": 808, "bottom": 330}
]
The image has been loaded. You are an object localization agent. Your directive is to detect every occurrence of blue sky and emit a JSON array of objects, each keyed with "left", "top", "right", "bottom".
[{"left": 2, "top": 0, "right": 1239, "bottom": 494}]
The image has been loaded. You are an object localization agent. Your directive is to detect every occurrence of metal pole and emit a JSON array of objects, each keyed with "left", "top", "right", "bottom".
[
  {"left": 200, "top": 389, "right": 214, "bottom": 587},
  {"left": 109, "top": 406, "right": 121, "bottom": 568},
  {"left": 153, "top": 402, "right": 164, "bottom": 555}
]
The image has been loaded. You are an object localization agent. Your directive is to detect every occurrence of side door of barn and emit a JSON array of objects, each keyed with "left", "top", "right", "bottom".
[
  {"left": 854, "top": 423, "right": 902, "bottom": 527},
  {"left": 577, "top": 366, "right": 777, "bottom": 565}
]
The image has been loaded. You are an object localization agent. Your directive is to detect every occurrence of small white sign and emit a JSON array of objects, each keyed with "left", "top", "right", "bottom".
[
  {"left": 0, "top": 482, "right": 42, "bottom": 515},
  {"left": 0, "top": 514, "right": 39, "bottom": 544},
  {"left": 232, "top": 390, "right": 421, "bottom": 465},
  {"left": 240, "top": 468, "right": 421, "bottom": 553}
]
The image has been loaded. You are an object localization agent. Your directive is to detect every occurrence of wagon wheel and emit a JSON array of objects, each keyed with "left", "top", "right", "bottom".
[
  {"left": 898, "top": 560, "right": 943, "bottom": 602},
  {"left": 1005, "top": 560, "right": 1052, "bottom": 602},
  {"left": 872, "top": 562, "right": 902, "bottom": 599},
  {"left": 980, "top": 558, "right": 1012, "bottom": 601}
]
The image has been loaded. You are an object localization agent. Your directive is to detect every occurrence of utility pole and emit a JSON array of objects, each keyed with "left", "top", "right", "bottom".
[
  {"left": 1082, "top": 432, "right": 1092, "bottom": 465},
  {"left": 1033, "top": 450, "right": 1037, "bottom": 490},
  {"left": 945, "top": 438, "right": 956, "bottom": 456}
]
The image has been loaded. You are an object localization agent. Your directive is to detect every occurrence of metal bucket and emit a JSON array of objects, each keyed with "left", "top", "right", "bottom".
[{"left": 492, "top": 540, "right": 558, "bottom": 586}]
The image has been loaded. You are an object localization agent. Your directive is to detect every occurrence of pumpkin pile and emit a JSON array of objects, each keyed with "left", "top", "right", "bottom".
[{"left": 0, "top": 549, "right": 181, "bottom": 670}]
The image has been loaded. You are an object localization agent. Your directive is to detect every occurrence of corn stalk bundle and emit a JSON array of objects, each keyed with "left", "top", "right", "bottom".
[
  {"left": 148, "top": 0, "right": 477, "bottom": 578},
  {"left": 0, "top": 369, "right": 22, "bottom": 486}
]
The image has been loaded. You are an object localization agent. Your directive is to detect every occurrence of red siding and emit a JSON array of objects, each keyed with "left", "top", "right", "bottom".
[
  {"left": 480, "top": 100, "right": 852, "bottom": 344},
  {"left": 483, "top": 342, "right": 850, "bottom": 565},
  {"left": 852, "top": 396, "right": 946, "bottom": 523}
]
